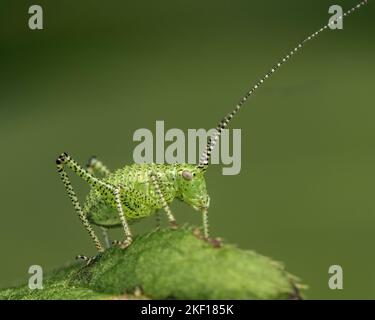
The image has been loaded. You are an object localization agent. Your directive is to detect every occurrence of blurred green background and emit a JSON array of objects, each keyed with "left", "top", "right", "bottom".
[{"left": 0, "top": 0, "right": 374, "bottom": 299}]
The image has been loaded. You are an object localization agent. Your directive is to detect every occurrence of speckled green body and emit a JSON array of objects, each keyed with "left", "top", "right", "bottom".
[{"left": 84, "top": 163, "right": 210, "bottom": 228}]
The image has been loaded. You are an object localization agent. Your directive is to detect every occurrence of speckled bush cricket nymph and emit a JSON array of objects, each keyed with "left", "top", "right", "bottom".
[{"left": 56, "top": 1, "right": 369, "bottom": 262}]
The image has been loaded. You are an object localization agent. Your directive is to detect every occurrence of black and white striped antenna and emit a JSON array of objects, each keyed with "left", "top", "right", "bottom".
[{"left": 197, "top": 0, "right": 369, "bottom": 171}]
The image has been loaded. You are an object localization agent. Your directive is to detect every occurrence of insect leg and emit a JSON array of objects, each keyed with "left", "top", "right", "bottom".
[
  {"left": 56, "top": 153, "right": 104, "bottom": 253},
  {"left": 149, "top": 172, "right": 177, "bottom": 229},
  {"left": 85, "top": 156, "right": 112, "bottom": 246},
  {"left": 86, "top": 156, "right": 111, "bottom": 176},
  {"left": 113, "top": 186, "right": 133, "bottom": 248},
  {"left": 202, "top": 208, "right": 209, "bottom": 239},
  {"left": 76, "top": 254, "right": 101, "bottom": 266},
  {"left": 155, "top": 211, "right": 162, "bottom": 229},
  {"left": 100, "top": 227, "right": 111, "bottom": 248},
  {"left": 56, "top": 152, "right": 111, "bottom": 190}
]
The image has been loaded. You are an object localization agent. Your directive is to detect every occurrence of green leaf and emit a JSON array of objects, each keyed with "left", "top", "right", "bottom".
[{"left": 0, "top": 226, "right": 305, "bottom": 300}]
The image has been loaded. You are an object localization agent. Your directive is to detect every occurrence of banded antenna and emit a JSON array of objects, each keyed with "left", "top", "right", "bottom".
[{"left": 197, "top": 0, "right": 369, "bottom": 171}]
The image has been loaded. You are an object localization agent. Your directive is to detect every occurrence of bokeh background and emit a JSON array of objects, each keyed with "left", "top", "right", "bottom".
[{"left": 0, "top": 0, "right": 374, "bottom": 299}]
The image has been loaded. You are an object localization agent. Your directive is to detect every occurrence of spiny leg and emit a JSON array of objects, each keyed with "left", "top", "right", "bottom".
[
  {"left": 194, "top": 208, "right": 221, "bottom": 247},
  {"left": 57, "top": 152, "right": 113, "bottom": 190},
  {"left": 86, "top": 157, "right": 112, "bottom": 247},
  {"left": 86, "top": 156, "right": 111, "bottom": 176},
  {"left": 203, "top": 208, "right": 221, "bottom": 247},
  {"left": 56, "top": 153, "right": 104, "bottom": 253},
  {"left": 202, "top": 208, "right": 209, "bottom": 239},
  {"left": 149, "top": 172, "right": 177, "bottom": 229},
  {"left": 113, "top": 186, "right": 133, "bottom": 249},
  {"left": 155, "top": 211, "right": 162, "bottom": 229}
]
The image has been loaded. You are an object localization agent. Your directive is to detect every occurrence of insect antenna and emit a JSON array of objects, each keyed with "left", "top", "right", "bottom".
[{"left": 197, "top": 0, "right": 369, "bottom": 171}]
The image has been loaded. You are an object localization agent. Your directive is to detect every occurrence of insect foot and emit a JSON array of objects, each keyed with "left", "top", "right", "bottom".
[
  {"left": 192, "top": 228, "right": 223, "bottom": 248},
  {"left": 209, "top": 237, "right": 223, "bottom": 248},
  {"left": 76, "top": 253, "right": 102, "bottom": 266},
  {"left": 112, "top": 239, "right": 132, "bottom": 249},
  {"left": 169, "top": 220, "right": 178, "bottom": 230}
]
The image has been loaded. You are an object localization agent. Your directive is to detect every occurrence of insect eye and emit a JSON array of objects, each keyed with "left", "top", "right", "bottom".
[{"left": 182, "top": 170, "right": 193, "bottom": 181}]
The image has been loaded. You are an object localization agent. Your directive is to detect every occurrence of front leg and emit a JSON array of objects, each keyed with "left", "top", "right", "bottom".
[
  {"left": 195, "top": 208, "right": 221, "bottom": 247},
  {"left": 202, "top": 208, "right": 209, "bottom": 239},
  {"left": 149, "top": 171, "right": 177, "bottom": 229}
]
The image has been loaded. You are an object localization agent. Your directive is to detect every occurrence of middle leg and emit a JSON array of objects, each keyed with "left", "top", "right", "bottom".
[
  {"left": 149, "top": 172, "right": 177, "bottom": 229},
  {"left": 86, "top": 156, "right": 111, "bottom": 176},
  {"left": 112, "top": 186, "right": 133, "bottom": 249}
]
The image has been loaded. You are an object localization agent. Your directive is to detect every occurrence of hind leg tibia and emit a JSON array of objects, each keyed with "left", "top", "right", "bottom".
[
  {"left": 149, "top": 171, "right": 177, "bottom": 229},
  {"left": 56, "top": 152, "right": 104, "bottom": 253}
]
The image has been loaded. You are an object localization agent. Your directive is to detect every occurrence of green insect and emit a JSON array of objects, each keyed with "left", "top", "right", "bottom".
[{"left": 56, "top": 1, "right": 368, "bottom": 262}]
